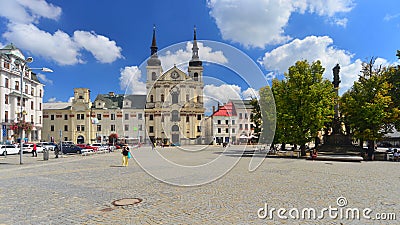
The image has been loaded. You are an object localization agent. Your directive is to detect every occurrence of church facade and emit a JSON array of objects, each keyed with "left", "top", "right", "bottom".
[{"left": 145, "top": 27, "right": 205, "bottom": 145}]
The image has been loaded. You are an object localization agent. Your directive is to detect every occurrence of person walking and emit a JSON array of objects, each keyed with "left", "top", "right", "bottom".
[
  {"left": 32, "top": 143, "right": 37, "bottom": 157},
  {"left": 54, "top": 145, "right": 59, "bottom": 158},
  {"left": 122, "top": 146, "right": 129, "bottom": 167}
]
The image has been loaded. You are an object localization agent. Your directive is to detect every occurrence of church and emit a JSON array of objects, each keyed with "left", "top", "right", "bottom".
[{"left": 145, "top": 27, "right": 205, "bottom": 145}]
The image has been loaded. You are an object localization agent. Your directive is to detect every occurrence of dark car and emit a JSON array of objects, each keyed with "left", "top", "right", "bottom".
[{"left": 60, "top": 144, "right": 83, "bottom": 154}]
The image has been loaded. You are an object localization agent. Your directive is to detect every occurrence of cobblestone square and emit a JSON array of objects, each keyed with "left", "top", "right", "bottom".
[{"left": 0, "top": 146, "right": 399, "bottom": 224}]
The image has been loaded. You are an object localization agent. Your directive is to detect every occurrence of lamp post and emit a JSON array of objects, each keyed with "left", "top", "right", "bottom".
[{"left": 14, "top": 57, "right": 53, "bottom": 164}]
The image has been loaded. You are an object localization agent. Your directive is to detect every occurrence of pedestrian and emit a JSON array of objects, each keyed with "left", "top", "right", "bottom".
[
  {"left": 122, "top": 146, "right": 129, "bottom": 166},
  {"left": 32, "top": 143, "right": 37, "bottom": 157},
  {"left": 54, "top": 145, "right": 59, "bottom": 158}
]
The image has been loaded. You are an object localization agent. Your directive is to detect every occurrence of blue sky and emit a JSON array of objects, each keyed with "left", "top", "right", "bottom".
[{"left": 0, "top": 0, "right": 399, "bottom": 107}]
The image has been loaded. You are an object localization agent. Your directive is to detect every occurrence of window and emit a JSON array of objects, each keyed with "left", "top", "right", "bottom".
[
  {"left": 30, "top": 101, "right": 34, "bottom": 110},
  {"left": 225, "top": 128, "right": 229, "bottom": 133},
  {"left": 77, "top": 114, "right": 85, "bottom": 120},
  {"left": 197, "top": 126, "right": 201, "bottom": 132},
  {"left": 161, "top": 94, "right": 164, "bottom": 102},
  {"left": 149, "top": 115, "right": 154, "bottom": 120},
  {"left": 225, "top": 120, "right": 228, "bottom": 125},
  {"left": 4, "top": 62, "right": 10, "bottom": 69},
  {"left": 152, "top": 72, "right": 157, "bottom": 80},
  {"left": 51, "top": 115, "right": 55, "bottom": 120},
  {"left": 197, "top": 96, "right": 200, "bottom": 103},
  {"left": 97, "top": 125, "right": 102, "bottom": 132},
  {"left": 5, "top": 94, "right": 8, "bottom": 104},
  {"left": 15, "top": 81, "right": 19, "bottom": 90},
  {"left": 17, "top": 97, "right": 21, "bottom": 106},
  {"left": 171, "top": 110, "right": 179, "bottom": 121},
  {"left": 64, "top": 137, "right": 68, "bottom": 141},
  {"left": 194, "top": 72, "right": 199, "bottom": 81},
  {"left": 172, "top": 92, "right": 179, "bottom": 104},
  {"left": 22, "top": 98, "right": 26, "bottom": 107},
  {"left": 150, "top": 95, "right": 154, "bottom": 103},
  {"left": 77, "top": 125, "right": 85, "bottom": 131},
  {"left": 239, "top": 124, "right": 243, "bottom": 130},
  {"left": 125, "top": 114, "right": 129, "bottom": 120},
  {"left": 149, "top": 126, "right": 154, "bottom": 133},
  {"left": 5, "top": 111, "right": 8, "bottom": 123},
  {"left": 78, "top": 95, "right": 83, "bottom": 99},
  {"left": 245, "top": 124, "right": 248, "bottom": 130},
  {"left": 111, "top": 114, "right": 115, "bottom": 120},
  {"left": 138, "top": 113, "right": 143, "bottom": 120},
  {"left": 111, "top": 124, "right": 115, "bottom": 132},
  {"left": 97, "top": 114, "right": 102, "bottom": 120},
  {"left": 139, "top": 125, "right": 142, "bottom": 131},
  {"left": 172, "top": 125, "right": 179, "bottom": 132},
  {"left": 5, "top": 78, "right": 9, "bottom": 88},
  {"left": 232, "top": 120, "right": 235, "bottom": 125},
  {"left": 197, "top": 115, "right": 201, "bottom": 120},
  {"left": 186, "top": 94, "right": 189, "bottom": 102},
  {"left": 217, "top": 120, "right": 221, "bottom": 124},
  {"left": 39, "top": 116, "right": 41, "bottom": 124},
  {"left": 31, "top": 87, "right": 34, "bottom": 96},
  {"left": 125, "top": 124, "right": 129, "bottom": 131},
  {"left": 50, "top": 125, "right": 54, "bottom": 131},
  {"left": 39, "top": 103, "right": 42, "bottom": 110},
  {"left": 31, "top": 115, "right": 33, "bottom": 123},
  {"left": 217, "top": 128, "right": 221, "bottom": 133},
  {"left": 239, "top": 113, "right": 243, "bottom": 119},
  {"left": 25, "top": 85, "right": 28, "bottom": 94},
  {"left": 39, "top": 89, "right": 42, "bottom": 97},
  {"left": 232, "top": 128, "right": 235, "bottom": 133},
  {"left": 64, "top": 114, "right": 68, "bottom": 120},
  {"left": 245, "top": 113, "right": 248, "bottom": 119},
  {"left": 186, "top": 115, "right": 189, "bottom": 122},
  {"left": 64, "top": 125, "right": 68, "bottom": 131}
]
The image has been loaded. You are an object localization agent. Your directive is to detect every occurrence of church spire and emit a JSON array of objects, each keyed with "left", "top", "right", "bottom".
[
  {"left": 189, "top": 26, "right": 202, "bottom": 67},
  {"left": 150, "top": 25, "right": 158, "bottom": 57}
]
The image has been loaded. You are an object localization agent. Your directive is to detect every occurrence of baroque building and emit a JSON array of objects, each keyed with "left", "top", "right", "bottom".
[{"left": 145, "top": 27, "right": 205, "bottom": 145}]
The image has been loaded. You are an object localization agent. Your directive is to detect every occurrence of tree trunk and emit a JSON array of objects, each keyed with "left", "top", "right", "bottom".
[
  {"left": 300, "top": 144, "right": 306, "bottom": 156},
  {"left": 367, "top": 140, "right": 375, "bottom": 161}
]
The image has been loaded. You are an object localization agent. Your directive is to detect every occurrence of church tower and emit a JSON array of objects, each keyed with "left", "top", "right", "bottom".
[
  {"left": 146, "top": 26, "right": 162, "bottom": 89},
  {"left": 188, "top": 26, "right": 203, "bottom": 82}
]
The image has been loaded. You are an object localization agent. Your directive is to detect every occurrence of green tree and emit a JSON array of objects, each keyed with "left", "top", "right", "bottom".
[
  {"left": 340, "top": 59, "right": 399, "bottom": 159},
  {"left": 272, "top": 60, "right": 335, "bottom": 155}
]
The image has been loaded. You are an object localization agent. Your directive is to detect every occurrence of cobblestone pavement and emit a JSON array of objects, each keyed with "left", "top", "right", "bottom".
[{"left": 0, "top": 146, "right": 399, "bottom": 224}]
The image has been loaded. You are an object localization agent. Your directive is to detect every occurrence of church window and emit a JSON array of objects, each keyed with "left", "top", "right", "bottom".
[
  {"left": 150, "top": 95, "right": 154, "bottom": 103},
  {"left": 171, "top": 110, "right": 179, "bottom": 121},
  {"left": 172, "top": 92, "right": 179, "bottom": 104},
  {"left": 186, "top": 94, "right": 189, "bottom": 102},
  {"left": 194, "top": 72, "right": 199, "bottom": 81},
  {"left": 161, "top": 94, "right": 164, "bottom": 102},
  {"left": 152, "top": 72, "right": 157, "bottom": 81},
  {"left": 172, "top": 125, "right": 179, "bottom": 132}
]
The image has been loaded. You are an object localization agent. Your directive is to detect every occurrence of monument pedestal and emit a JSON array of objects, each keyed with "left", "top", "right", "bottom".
[{"left": 318, "top": 134, "right": 363, "bottom": 155}]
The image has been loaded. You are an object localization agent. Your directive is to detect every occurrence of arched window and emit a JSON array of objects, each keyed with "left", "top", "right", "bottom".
[
  {"left": 172, "top": 125, "right": 179, "bottom": 132},
  {"left": 161, "top": 94, "right": 164, "bottom": 102},
  {"left": 172, "top": 92, "right": 179, "bottom": 104},
  {"left": 194, "top": 72, "right": 199, "bottom": 81},
  {"left": 150, "top": 95, "right": 154, "bottom": 103},
  {"left": 152, "top": 72, "right": 157, "bottom": 81},
  {"left": 171, "top": 110, "right": 179, "bottom": 121},
  {"left": 186, "top": 94, "right": 189, "bottom": 102}
]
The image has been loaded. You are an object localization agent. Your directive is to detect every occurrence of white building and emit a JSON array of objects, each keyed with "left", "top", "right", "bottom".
[{"left": 0, "top": 44, "right": 44, "bottom": 143}]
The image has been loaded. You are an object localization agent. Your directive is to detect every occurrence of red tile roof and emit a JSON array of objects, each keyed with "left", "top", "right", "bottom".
[{"left": 212, "top": 102, "right": 236, "bottom": 117}]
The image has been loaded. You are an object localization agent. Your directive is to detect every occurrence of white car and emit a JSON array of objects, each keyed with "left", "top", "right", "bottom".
[
  {"left": 0, "top": 144, "right": 20, "bottom": 156},
  {"left": 38, "top": 142, "right": 56, "bottom": 151},
  {"left": 22, "top": 143, "right": 44, "bottom": 153}
]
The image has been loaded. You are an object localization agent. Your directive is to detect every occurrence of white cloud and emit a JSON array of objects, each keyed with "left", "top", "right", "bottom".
[
  {"left": 0, "top": 1, "right": 122, "bottom": 65},
  {"left": 384, "top": 13, "right": 400, "bottom": 21},
  {"left": 207, "top": 0, "right": 354, "bottom": 48},
  {"left": 68, "top": 97, "right": 74, "bottom": 102},
  {"left": 332, "top": 18, "right": 348, "bottom": 27},
  {"left": 36, "top": 73, "right": 53, "bottom": 85},
  {"left": 73, "top": 31, "right": 123, "bottom": 63},
  {"left": 0, "top": 0, "right": 61, "bottom": 24},
  {"left": 259, "top": 35, "right": 361, "bottom": 94},
  {"left": 119, "top": 66, "right": 146, "bottom": 95},
  {"left": 159, "top": 41, "right": 228, "bottom": 71},
  {"left": 47, "top": 97, "right": 57, "bottom": 103},
  {"left": 203, "top": 84, "right": 259, "bottom": 114}
]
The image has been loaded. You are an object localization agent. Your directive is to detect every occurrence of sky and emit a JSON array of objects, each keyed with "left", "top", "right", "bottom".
[{"left": 0, "top": 0, "right": 399, "bottom": 111}]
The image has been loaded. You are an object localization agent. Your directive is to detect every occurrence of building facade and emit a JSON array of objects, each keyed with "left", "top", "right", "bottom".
[
  {"left": 145, "top": 27, "right": 205, "bottom": 145},
  {"left": 0, "top": 44, "right": 44, "bottom": 144},
  {"left": 43, "top": 88, "right": 146, "bottom": 144}
]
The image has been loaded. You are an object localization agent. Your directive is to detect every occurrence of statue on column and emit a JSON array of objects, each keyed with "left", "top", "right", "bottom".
[{"left": 332, "top": 64, "right": 341, "bottom": 135}]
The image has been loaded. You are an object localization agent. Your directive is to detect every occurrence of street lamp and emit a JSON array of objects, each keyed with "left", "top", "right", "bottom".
[{"left": 14, "top": 57, "right": 53, "bottom": 164}]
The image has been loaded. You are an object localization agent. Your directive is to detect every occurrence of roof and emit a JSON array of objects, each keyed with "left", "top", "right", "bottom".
[
  {"left": 212, "top": 102, "right": 236, "bottom": 117},
  {"left": 43, "top": 102, "right": 72, "bottom": 110},
  {"left": 123, "top": 95, "right": 146, "bottom": 109},
  {"left": 94, "top": 93, "right": 125, "bottom": 109}
]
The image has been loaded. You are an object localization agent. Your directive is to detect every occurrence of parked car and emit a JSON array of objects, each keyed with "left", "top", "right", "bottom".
[
  {"left": 89, "top": 143, "right": 109, "bottom": 151},
  {"left": 23, "top": 143, "right": 43, "bottom": 153},
  {"left": 38, "top": 142, "right": 57, "bottom": 151},
  {"left": 60, "top": 144, "right": 83, "bottom": 154},
  {"left": 76, "top": 144, "right": 96, "bottom": 152},
  {"left": 0, "top": 144, "right": 20, "bottom": 156}
]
